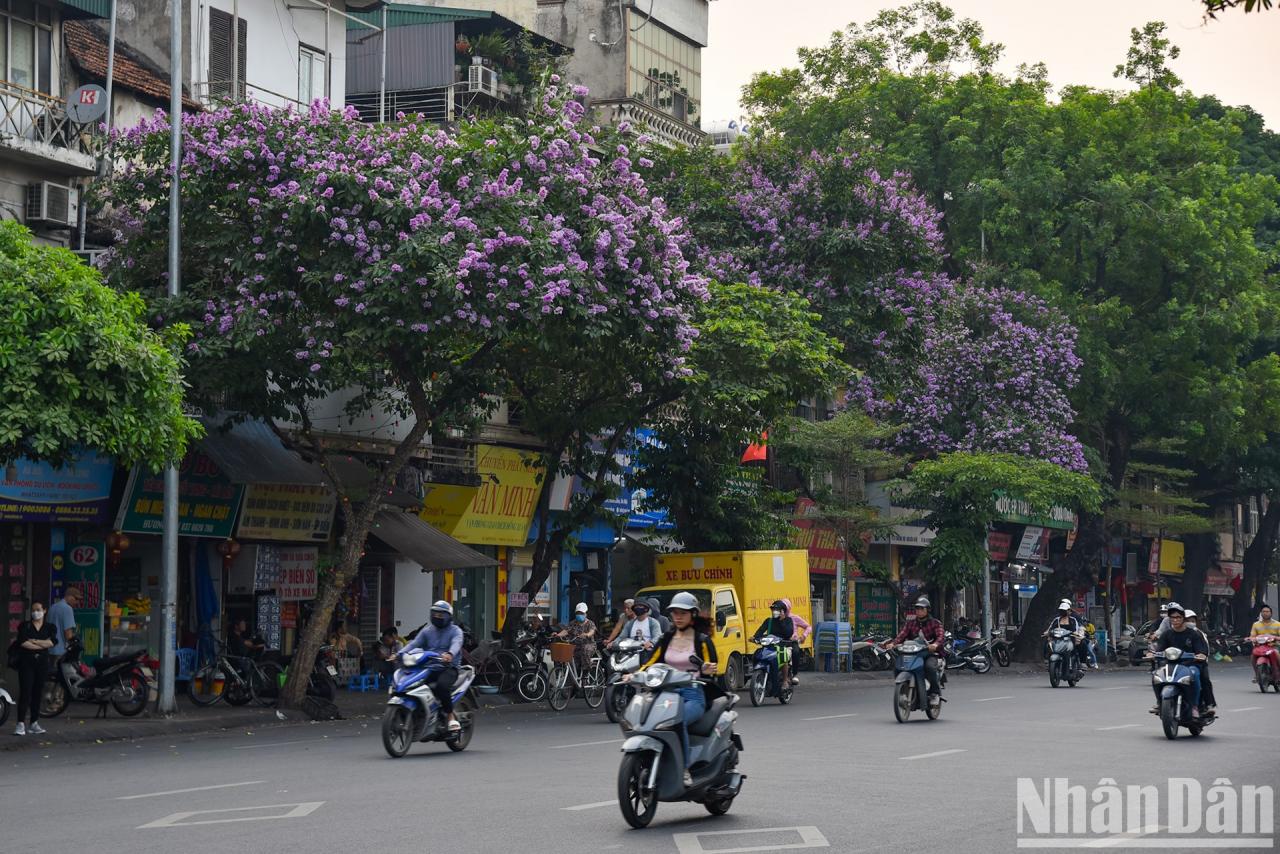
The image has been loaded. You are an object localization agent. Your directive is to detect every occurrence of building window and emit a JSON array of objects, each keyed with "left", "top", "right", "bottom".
[
  {"left": 626, "top": 10, "right": 700, "bottom": 128},
  {"left": 208, "top": 7, "right": 247, "bottom": 100},
  {"left": 1, "top": 0, "right": 54, "bottom": 94},
  {"left": 298, "top": 44, "right": 326, "bottom": 105}
]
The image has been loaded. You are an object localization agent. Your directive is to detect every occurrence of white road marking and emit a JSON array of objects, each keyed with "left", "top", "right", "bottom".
[
  {"left": 138, "top": 802, "right": 324, "bottom": 829},
  {"left": 972, "top": 696, "right": 1013, "bottom": 702},
  {"left": 232, "top": 739, "right": 323, "bottom": 750},
  {"left": 547, "top": 738, "right": 624, "bottom": 750},
  {"left": 1095, "top": 723, "right": 1142, "bottom": 731},
  {"left": 1018, "top": 824, "right": 1166, "bottom": 848},
  {"left": 561, "top": 800, "right": 615, "bottom": 811},
  {"left": 1230, "top": 706, "right": 1263, "bottom": 712},
  {"left": 899, "top": 748, "right": 967, "bottom": 761},
  {"left": 116, "top": 781, "right": 265, "bottom": 800},
  {"left": 1099, "top": 686, "right": 1130, "bottom": 691},
  {"left": 673, "top": 826, "right": 829, "bottom": 854},
  {"left": 801, "top": 713, "right": 857, "bottom": 721}
]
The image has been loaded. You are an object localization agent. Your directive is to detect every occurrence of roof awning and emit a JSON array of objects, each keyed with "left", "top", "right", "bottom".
[
  {"left": 623, "top": 529, "right": 681, "bottom": 553},
  {"left": 196, "top": 417, "right": 327, "bottom": 486},
  {"left": 371, "top": 510, "right": 497, "bottom": 569},
  {"left": 59, "top": 0, "right": 110, "bottom": 18}
]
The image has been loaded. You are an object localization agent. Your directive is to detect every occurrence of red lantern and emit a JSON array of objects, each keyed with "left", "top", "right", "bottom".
[
  {"left": 105, "top": 530, "right": 131, "bottom": 569},
  {"left": 216, "top": 537, "right": 242, "bottom": 570}
]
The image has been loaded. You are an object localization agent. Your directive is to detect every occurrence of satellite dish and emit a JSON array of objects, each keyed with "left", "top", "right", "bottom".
[{"left": 67, "top": 84, "right": 108, "bottom": 124}]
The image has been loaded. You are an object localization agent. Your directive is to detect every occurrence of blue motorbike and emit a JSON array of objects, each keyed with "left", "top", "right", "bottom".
[
  {"left": 892, "top": 639, "right": 945, "bottom": 722},
  {"left": 748, "top": 635, "right": 793, "bottom": 706},
  {"left": 381, "top": 648, "right": 477, "bottom": 757},
  {"left": 1150, "top": 647, "right": 1215, "bottom": 740}
]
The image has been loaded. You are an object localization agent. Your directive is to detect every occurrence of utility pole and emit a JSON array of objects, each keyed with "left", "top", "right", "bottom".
[
  {"left": 159, "top": 0, "right": 183, "bottom": 717},
  {"left": 378, "top": 3, "right": 387, "bottom": 122},
  {"left": 981, "top": 529, "right": 992, "bottom": 641}
]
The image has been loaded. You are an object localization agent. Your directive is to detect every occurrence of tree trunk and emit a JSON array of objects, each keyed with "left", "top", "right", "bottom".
[
  {"left": 1234, "top": 493, "right": 1280, "bottom": 632},
  {"left": 1011, "top": 511, "right": 1107, "bottom": 661},
  {"left": 1178, "top": 532, "right": 1216, "bottom": 616}
]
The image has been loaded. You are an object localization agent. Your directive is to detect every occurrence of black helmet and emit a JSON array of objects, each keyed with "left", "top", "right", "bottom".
[{"left": 770, "top": 600, "right": 786, "bottom": 611}]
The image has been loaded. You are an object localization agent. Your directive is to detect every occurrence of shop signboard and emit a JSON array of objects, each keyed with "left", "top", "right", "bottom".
[
  {"left": 1158, "top": 538, "right": 1184, "bottom": 577},
  {"left": 0, "top": 452, "right": 114, "bottom": 523},
  {"left": 1147, "top": 539, "right": 1161, "bottom": 577},
  {"left": 602, "top": 429, "right": 674, "bottom": 530},
  {"left": 789, "top": 499, "right": 843, "bottom": 576},
  {"left": 65, "top": 542, "right": 105, "bottom": 658},
  {"left": 994, "top": 491, "right": 1075, "bottom": 530},
  {"left": 420, "top": 444, "right": 543, "bottom": 546},
  {"left": 117, "top": 453, "right": 244, "bottom": 538},
  {"left": 236, "top": 484, "right": 336, "bottom": 542},
  {"left": 987, "top": 531, "right": 1012, "bottom": 561},
  {"left": 252, "top": 545, "right": 318, "bottom": 601},
  {"left": 853, "top": 581, "right": 898, "bottom": 638},
  {"left": 256, "top": 594, "right": 281, "bottom": 649},
  {"left": 1015, "top": 526, "right": 1049, "bottom": 561}
]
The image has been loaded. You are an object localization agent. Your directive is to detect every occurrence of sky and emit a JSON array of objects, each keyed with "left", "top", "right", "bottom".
[{"left": 702, "top": 0, "right": 1280, "bottom": 130}]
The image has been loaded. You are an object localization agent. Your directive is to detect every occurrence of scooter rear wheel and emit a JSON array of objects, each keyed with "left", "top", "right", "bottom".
[
  {"left": 705, "top": 797, "right": 734, "bottom": 815},
  {"left": 925, "top": 692, "right": 942, "bottom": 720},
  {"left": 40, "top": 680, "right": 68, "bottom": 718},
  {"left": 447, "top": 695, "right": 475, "bottom": 751},
  {"left": 111, "top": 672, "right": 149, "bottom": 716},
  {"left": 618, "top": 752, "right": 658, "bottom": 828},
  {"left": 971, "top": 654, "right": 992, "bottom": 674}
]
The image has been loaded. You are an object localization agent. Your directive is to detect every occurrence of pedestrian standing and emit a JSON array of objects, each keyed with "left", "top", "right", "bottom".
[
  {"left": 47, "top": 586, "right": 81, "bottom": 660},
  {"left": 13, "top": 601, "right": 56, "bottom": 736}
]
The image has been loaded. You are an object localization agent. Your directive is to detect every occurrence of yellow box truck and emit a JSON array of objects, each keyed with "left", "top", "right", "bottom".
[{"left": 636, "top": 549, "right": 812, "bottom": 691}]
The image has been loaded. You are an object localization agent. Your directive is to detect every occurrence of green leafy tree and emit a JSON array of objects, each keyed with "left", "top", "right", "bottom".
[
  {"left": 891, "top": 452, "right": 1101, "bottom": 630},
  {"left": 0, "top": 221, "right": 198, "bottom": 469},
  {"left": 1113, "top": 21, "right": 1182, "bottom": 90}
]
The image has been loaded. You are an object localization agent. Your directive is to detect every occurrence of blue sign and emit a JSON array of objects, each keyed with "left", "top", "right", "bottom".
[
  {"left": 601, "top": 428, "right": 672, "bottom": 531},
  {"left": 0, "top": 453, "right": 115, "bottom": 523}
]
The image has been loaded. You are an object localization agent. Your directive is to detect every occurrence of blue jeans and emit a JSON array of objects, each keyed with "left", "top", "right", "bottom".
[{"left": 675, "top": 685, "right": 705, "bottom": 769}]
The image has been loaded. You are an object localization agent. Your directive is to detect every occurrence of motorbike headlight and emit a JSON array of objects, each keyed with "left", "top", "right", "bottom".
[
  {"left": 644, "top": 671, "right": 665, "bottom": 688},
  {"left": 1178, "top": 675, "right": 1193, "bottom": 685}
]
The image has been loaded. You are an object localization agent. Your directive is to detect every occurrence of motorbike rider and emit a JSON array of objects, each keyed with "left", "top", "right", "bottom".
[
  {"left": 404, "top": 601, "right": 464, "bottom": 732},
  {"left": 1042, "top": 599, "right": 1089, "bottom": 671},
  {"left": 604, "top": 599, "right": 636, "bottom": 647},
  {"left": 1183, "top": 609, "right": 1217, "bottom": 711},
  {"left": 1250, "top": 605, "right": 1280, "bottom": 683},
  {"left": 751, "top": 600, "right": 796, "bottom": 687},
  {"left": 884, "top": 597, "right": 945, "bottom": 700},
  {"left": 630, "top": 591, "right": 718, "bottom": 788},
  {"left": 614, "top": 599, "right": 660, "bottom": 650},
  {"left": 780, "top": 598, "right": 809, "bottom": 685},
  {"left": 1152, "top": 603, "right": 1210, "bottom": 718}
]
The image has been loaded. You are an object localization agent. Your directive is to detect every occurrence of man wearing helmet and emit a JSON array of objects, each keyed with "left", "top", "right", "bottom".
[
  {"left": 405, "top": 601, "right": 465, "bottom": 732},
  {"left": 1152, "top": 603, "right": 1211, "bottom": 718},
  {"left": 885, "top": 597, "right": 945, "bottom": 700},
  {"left": 1043, "top": 599, "right": 1089, "bottom": 670}
]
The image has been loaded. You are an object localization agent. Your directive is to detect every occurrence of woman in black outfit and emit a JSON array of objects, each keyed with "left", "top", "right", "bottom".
[{"left": 13, "top": 601, "right": 56, "bottom": 736}]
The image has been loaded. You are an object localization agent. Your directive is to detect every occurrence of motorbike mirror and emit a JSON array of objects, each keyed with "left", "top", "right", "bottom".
[{"left": 715, "top": 611, "right": 727, "bottom": 629}]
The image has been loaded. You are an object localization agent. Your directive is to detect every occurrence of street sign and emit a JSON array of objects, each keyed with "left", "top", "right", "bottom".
[{"left": 67, "top": 85, "right": 108, "bottom": 124}]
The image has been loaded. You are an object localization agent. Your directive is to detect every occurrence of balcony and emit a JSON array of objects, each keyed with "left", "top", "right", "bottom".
[
  {"left": 0, "top": 79, "right": 98, "bottom": 174},
  {"left": 347, "top": 84, "right": 461, "bottom": 126},
  {"left": 190, "top": 80, "right": 309, "bottom": 112},
  {"left": 594, "top": 98, "right": 705, "bottom": 148}
]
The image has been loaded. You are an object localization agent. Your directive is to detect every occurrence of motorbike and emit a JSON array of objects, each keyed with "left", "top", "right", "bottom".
[
  {"left": 850, "top": 635, "right": 893, "bottom": 671},
  {"left": 1046, "top": 627, "right": 1084, "bottom": 688},
  {"left": 1250, "top": 635, "right": 1280, "bottom": 693},
  {"left": 41, "top": 636, "right": 153, "bottom": 718},
  {"left": 891, "top": 639, "right": 945, "bottom": 722},
  {"left": 0, "top": 680, "right": 11, "bottom": 727},
  {"left": 943, "top": 631, "right": 992, "bottom": 673},
  {"left": 605, "top": 639, "right": 648, "bottom": 724},
  {"left": 616, "top": 659, "right": 745, "bottom": 828},
  {"left": 748, "top": 635, "right": 793, "bottom": 706},
  {"left": 1150, "top": 647, "right": 1215, "bottom": 739},
  {"left": 381, "top": 648, "right": 477, "bottom": 758}
]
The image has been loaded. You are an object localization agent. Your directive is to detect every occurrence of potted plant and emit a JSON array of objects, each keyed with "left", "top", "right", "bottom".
[
  {"left": 454, "top": 34, "right": 471, "bottom": 57},
  {"left": 471, "top": 32, "right": 511, "bottom": 67}
]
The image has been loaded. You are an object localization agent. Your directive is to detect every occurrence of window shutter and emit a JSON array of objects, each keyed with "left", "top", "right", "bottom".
[{"left": 208, "top": 8, "right": 248, "bottom": 99}]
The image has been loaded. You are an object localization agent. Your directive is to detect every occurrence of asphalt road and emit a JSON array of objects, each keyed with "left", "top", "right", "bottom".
[{"left": 1, "top": 663, "right": 1276, "bottom": 853}]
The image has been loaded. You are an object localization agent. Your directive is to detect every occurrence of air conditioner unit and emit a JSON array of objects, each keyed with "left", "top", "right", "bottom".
[
  {"left": 467, "top": 64, "right": 498, "bottom": 98},
  {"left": 26, "top": 182, "right": 78, "bottom": 227}
]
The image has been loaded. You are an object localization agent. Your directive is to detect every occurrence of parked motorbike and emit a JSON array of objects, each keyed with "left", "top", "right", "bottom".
[
  {"left": 381, "top": 648, "right": 477, "bottom": 758},
  {"left": 748, "top": 635, "right": 793, "bottom": 706},
  {"left": 1250, "top": 635, "right": 1280, "bottom": 693},
  {"left": 1150, "top": 647, "right": 1215, "bottom": 739},
  {"left": 1046, "top": 627, "right": 1084, "bottom": 688},
  {"left": 605, "top": 639, "right": 648, "bottom": 723},
  {"left": 615, "top": 659, "right": 745, "bottom": 828},
  {"left": 41, "top": 636, "right": 153, "bottom": 718},
  {"left": 943, "top": 631, "right": 992, "bottom": 674},
  {"left": 850, "top": 635, "right": 893, "bottom": 671},
  {"left": 890, "top": 639, "right": 945, "bottom": 722}
]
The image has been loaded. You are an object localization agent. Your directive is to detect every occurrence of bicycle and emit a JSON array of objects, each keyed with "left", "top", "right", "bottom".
[
  {"left": 476, "top": 646, "right": 528, "bottom": 694},
  {"left": 189, "top": 644, "right": 283, "bottom": 708},
  {"left": 547, "top": 641, "right": 605, "bottom": 711}
]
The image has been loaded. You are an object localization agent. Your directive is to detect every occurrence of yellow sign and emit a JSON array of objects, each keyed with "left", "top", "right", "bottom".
[
  {"left": 420, "top": 445, "right": 543, "bottom": 546},
  {"left": 1159, "top": 539, "right": 1185, "bottom": 577},
  {"left": 236, "top": 484, "right": 337, "bottom": 542}
]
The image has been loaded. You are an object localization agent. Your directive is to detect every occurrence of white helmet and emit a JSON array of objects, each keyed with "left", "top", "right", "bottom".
[
  {"left": 430, "top": 600, "right": 453, "bottom": 615},
  {"left": 1058, "top": 599, "right": 1073, "bottom": 612},
  {"left": 668, "top": 591, "right": 699, "bottom": 612},
  {"left": 1184, "top": 609, "right": 1197, "bottom": 620},
  {"left": 575, "top": 602, "right": 589, "bottom": 614}
]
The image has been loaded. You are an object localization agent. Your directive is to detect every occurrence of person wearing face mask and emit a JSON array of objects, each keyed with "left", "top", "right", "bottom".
[
  {"left": 751, "top": 600, "right": 796, "bottom": 688},
  {"left": 1183, "top": 609, "right": 1217, "bottom": 712},
  {"left": 13, "top": 602, "right": 57, "bottom": 736},
  {"left": 555, "top": 602, "right": 598, "bottom": 674},
  {"left": 404, "top": 601, "right": 465, "bottom": 732}
]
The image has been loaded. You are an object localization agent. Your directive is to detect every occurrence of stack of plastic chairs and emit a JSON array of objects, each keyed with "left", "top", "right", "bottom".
[{"left": 815, "top": 621, "right": 853, "bottom": 672}]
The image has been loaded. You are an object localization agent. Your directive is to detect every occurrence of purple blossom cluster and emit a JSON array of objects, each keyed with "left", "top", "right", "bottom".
[
  {"left": 852, "top": 271, "right": 1087, "bottom": 471},
  {"left": 100, "top": 85, "right": 706, "bottom": 382}
]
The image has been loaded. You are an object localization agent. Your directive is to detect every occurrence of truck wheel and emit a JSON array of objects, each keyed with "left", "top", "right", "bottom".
[{"left": 723, "top": 654, "right": 743, "bottom": 692}]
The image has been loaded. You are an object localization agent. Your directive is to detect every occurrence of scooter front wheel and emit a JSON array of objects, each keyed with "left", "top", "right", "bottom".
[
  {"left": 1256, "top": 664, "right": 1271, "bottom": 693},
  {"left": 995, "top": 645, "right": 1010, "bottom": 667},
  {"left": 382, "top": 706, "right": 414, "bottom": 758},
  {"left": 618, "top": 752, "right": 658, "bottom": 828},
  {"left": 893, "top": 681, "right": 912, "bottom": 723},
  {"left": 1049, "top": 663, "right": 1061, "bottom": 688},
  {"left": 1159, "top": 696, "right": 1179, "bottom": 740},
  {"left": 749, "top": 672, "right": 766, "bottom": 707}
]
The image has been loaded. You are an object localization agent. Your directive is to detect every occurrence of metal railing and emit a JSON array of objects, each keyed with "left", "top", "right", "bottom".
[
  {"left": 0, "top": 78, "right": 96, "bottom": 157},
  {"left": 190, "top": 80, "right": 309, "bottom": 112},
  {"left": 346, "top": 84, "right": 460, "bottom": 125}
]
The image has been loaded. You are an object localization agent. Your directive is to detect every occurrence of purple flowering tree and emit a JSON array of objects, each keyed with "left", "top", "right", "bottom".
[{"left": 99, "top": 82, "right": 706, "bottom": 706}]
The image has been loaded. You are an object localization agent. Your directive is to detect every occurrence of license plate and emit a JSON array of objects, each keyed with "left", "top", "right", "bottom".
[
  {"left": 326, "top": 665, "right": 338, "bottom": 676},
  {"left": 140, "top": 666, "right": 154, "bottom": 678}
]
